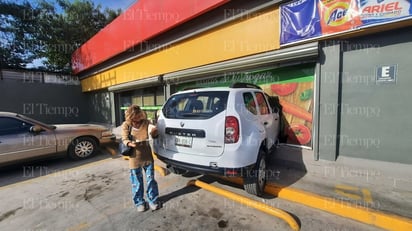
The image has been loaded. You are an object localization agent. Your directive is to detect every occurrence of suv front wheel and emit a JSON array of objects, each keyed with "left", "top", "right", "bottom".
[{"left": 243, "top": 149, "right": 266, "bottom": 196}]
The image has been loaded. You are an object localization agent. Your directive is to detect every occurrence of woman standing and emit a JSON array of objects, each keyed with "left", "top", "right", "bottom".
[{"left": 121, "top": 105, "right": 160, "bottom": 212}]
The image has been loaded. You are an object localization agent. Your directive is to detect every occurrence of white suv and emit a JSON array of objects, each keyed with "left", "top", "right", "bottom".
[{"left": 153, "top": 83, "right": 280, "bottom": 196}]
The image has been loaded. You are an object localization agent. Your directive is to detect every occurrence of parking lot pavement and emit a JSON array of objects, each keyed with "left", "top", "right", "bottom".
[
  {"left": 0, "top": 151, "right": 389, "bottom": 231},
  {"left": 0, "top": 155, "right": 286, "bottom": 231}
]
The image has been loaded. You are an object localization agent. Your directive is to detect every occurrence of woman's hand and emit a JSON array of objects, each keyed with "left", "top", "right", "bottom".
[
  {"left": 150, "top": 127, "right": 158, "bottom": 138},
  {"left": 128, "top": 141, "right": 137, "bottom": 147}
]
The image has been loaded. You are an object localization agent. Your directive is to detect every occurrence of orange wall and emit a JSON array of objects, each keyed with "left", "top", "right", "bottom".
[{"left": 81, "top": 7, "right": 280, "bottom": 92}]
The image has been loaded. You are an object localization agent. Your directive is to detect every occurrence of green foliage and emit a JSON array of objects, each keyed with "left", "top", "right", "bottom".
[
  {"left": 0, "top": 1, "right": 39, "bottom": 68},
  {"left": 0, "top": 0, "right": 122, "bottom": 73}
]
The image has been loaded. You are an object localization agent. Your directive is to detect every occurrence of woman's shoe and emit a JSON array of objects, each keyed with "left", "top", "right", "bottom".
[
  {"left": 149, "top": 202, "right": 160, "bottom": 211},
  {"left": 137, "top": 204, "right": 146, "bottom": 212}
]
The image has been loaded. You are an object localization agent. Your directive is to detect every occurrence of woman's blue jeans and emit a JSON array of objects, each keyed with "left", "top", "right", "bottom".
[{"left": 130, "top": 163, "right": 159, "bottom": 206}]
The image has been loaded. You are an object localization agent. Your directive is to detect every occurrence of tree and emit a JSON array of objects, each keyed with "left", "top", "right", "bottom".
[
  {"left": 35, "top": 0, "right": 122, "bottom": 73},
  {"left": 0, "top": 1, "right": 41, "bottom": 69},
  {"left": 0, "top": 0, "right": 121, "bottom": 73}
]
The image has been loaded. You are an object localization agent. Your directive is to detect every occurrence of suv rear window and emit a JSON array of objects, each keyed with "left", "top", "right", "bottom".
[{"left": 162, "top": 91, "right": 229, "bottom": 119}]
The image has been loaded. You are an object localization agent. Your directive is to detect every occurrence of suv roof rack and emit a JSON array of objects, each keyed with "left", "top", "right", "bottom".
[
  {"left": 230, "top": 82, "right": 261, "bottom": 90},
  {"left": 182, "top": 86, "right": 205, "bottom": 91}
]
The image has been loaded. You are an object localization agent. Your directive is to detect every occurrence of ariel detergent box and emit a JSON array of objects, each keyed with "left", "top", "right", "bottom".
[{"left": 359, "top": 0, "right": 412, "bottom": 25}]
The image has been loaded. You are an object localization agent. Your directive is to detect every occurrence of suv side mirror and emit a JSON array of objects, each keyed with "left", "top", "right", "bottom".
[{"left": 30, "top": 125, "right": 43, "bottom": 134}]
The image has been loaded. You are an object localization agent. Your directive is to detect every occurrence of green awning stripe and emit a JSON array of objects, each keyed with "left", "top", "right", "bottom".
[
  {"left": 178, "top": 63, "right": 315, "bottom": 90},
  {"left": 120, "top": 106, "right": 162, "bottom": 110}
]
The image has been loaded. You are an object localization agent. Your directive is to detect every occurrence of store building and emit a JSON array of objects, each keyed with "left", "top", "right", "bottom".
[{"left": 73, "top": 0, "right": 412, "bottom": 165}]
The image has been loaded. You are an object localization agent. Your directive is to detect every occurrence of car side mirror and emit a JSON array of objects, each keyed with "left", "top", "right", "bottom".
[
  {"left": 30, "top": 125, "right": 43, "bottom": 134},
  {"left": 272, "top": 106, "right": 279, "bottom": 114}
]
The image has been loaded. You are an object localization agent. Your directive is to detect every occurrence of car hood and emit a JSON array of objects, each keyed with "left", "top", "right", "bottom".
[{"left": 52, "top": 124, "right": 109, "bottom": 131}]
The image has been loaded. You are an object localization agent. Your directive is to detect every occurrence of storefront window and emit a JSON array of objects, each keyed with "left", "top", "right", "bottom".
[
  {"left": 132, "top": 95, "right": 143, "bottom": 106},
  {"left": 143, "top": 91, "right": 154, "bottom": 105},
  {"left": 156, "top": 87, "right": 165, "bottom": 105},
  {"left": 117, "top": 86, "right": 164, "bottom": 125}
]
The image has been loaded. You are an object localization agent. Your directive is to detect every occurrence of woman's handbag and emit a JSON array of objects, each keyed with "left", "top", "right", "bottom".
[{"left": 119, "top": 125, "right": 133, "bottom": 156}]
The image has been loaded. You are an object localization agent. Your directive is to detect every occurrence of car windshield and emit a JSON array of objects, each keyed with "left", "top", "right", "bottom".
[{"left": 162, "top": 91, "right": 229, "bottom": 119}]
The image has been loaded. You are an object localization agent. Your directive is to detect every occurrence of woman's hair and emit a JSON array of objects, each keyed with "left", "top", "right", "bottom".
[{"left": 125, "top": 104, "right": 146, "bottom": 123}]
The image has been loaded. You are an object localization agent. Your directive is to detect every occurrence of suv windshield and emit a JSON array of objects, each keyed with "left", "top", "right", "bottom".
[{"left": 163, "top": 91, "right": 229, "bottom": 119}]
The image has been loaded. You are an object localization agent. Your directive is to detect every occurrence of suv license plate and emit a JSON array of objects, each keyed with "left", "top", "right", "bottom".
[{"left": 175, "top": 136, "right": 193, "bottom": 147}]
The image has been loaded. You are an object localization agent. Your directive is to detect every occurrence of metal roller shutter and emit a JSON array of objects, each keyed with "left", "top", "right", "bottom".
[{"left": 163, "top": 42, "right": 318, "bottom": 83}]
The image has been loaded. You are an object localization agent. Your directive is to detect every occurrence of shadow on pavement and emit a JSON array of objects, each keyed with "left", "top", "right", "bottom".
[
  {"left": 157, "top": 143, "right": 308, "bottom": 202},
  {"left": 158, "top": 173, "right": 256, "bottom": 203},
  {"left": 159, "top": 184, "right": 200, "bottom": 205},
  {"left": 0, "top": 147, "right": 116, "bottom": 187},
  {"left": 268, "top": 144, "right": 308, "bottom": 190},
  {"left": 158, "top": 175, "right": 212, "bottom": 205}
]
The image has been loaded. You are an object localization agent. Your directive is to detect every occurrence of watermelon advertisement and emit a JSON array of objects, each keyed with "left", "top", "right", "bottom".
[{"left": 280, "top": 0, "right": 412, "bottom": 45}]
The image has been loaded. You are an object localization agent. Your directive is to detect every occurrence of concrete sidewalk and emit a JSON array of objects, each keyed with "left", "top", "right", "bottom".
[{"left": 267, "top": 145, "right": 412, "bottom": 229}]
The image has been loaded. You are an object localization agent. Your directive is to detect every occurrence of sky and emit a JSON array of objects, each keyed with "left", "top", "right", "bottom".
[
  {"left": 14, "top": 0, "right": 137, "bottom": 11},
  {"left": 92, "top": 0, "right": 137, "bottom": 11}
]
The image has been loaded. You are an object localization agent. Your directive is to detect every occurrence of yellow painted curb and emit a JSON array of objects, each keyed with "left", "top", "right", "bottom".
[
  {"left": 154, "top": 165, "right": 168, "bottom": 176},
  {"left": 222, "top": 177, "right": 412, "bottom": 231},
  {"left": 188, "top": 179, "right": 300, "bottom": 231},
  {"left": 152, "top": 152, "right": 158, "bottom": 160}
]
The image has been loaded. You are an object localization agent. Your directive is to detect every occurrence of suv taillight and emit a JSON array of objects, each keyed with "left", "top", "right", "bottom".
[{"left": 225, "top": 116, "right": 239, "bottom": 143}]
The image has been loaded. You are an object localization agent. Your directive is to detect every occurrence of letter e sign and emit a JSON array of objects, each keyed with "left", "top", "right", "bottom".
[{"left": 376, "top": 65, "right": 397, "bottom": 84}]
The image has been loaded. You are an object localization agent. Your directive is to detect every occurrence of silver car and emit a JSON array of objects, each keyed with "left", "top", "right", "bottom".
[{"left": 0, "top": 112, "right": 116, "bottom": 167}]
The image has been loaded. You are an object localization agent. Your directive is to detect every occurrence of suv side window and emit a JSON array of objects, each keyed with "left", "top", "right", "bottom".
[
  {"left": 0, "top": 117, "right": 32, "bottom": 136},
  {"left": 255, "top": 92, "right": 269, "bottom": 115},
  {"left": 243, "top": 92, "right": 257, "bottom": 115}
]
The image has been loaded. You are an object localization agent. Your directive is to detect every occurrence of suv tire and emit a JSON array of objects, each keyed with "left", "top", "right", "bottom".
[{"left": 243, "top": 149, "right": 266, "bottom": 196}]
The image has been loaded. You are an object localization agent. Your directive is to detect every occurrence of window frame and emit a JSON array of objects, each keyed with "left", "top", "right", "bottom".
[{"left": 0, "top": 117, "right": 33, "bottom": 136}]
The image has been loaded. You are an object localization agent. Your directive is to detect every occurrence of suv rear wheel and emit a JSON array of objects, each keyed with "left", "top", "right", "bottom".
[{"left": 243, "top": 149, "right": 266, "bottom": 196}]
